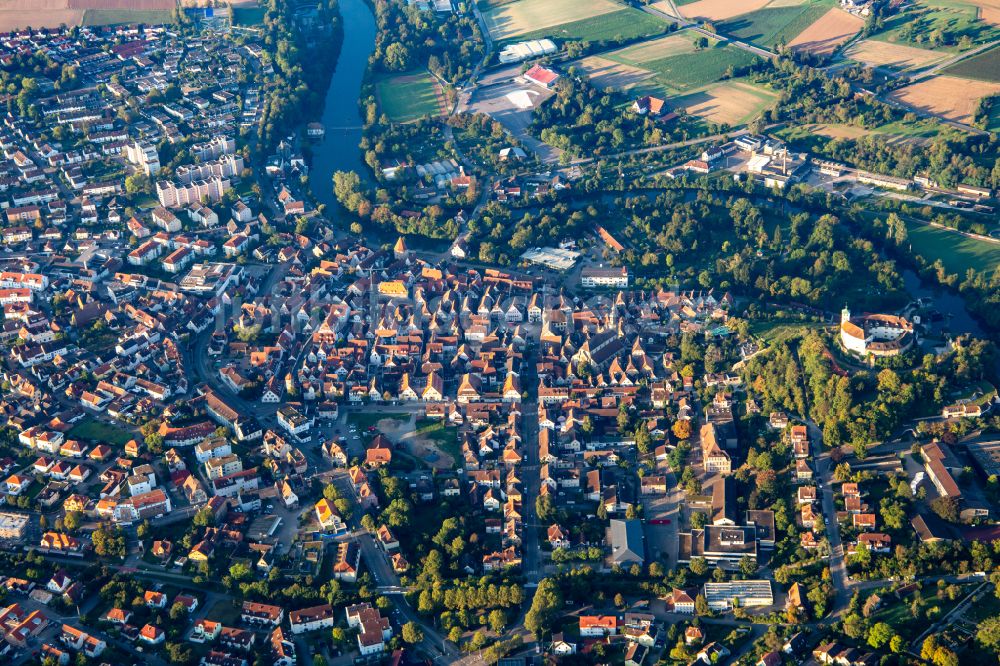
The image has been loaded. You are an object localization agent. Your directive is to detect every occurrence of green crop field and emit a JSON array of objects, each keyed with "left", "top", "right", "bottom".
[
  {"left": 621, "top": 44, "right": 760, "bottom": 93},
  {"left": 82, "top": 9, "right": 172, "bottom": 25},
  {"left": 718, "top": 1, "right": 831, "bottom": 49},
  {"left": 943, "top": 45, "right": 1000, "bottom": 81},
  {"left": 871, "top": 0, "right": 1000, "bottom": 52},
  {"left": 905, "top": 221, "right": 1000, "bottom": 278},
  {"left": 516, "top": 8, "right": 669, "bottom": 44},
  {"left": 376, "top": 71, "right": 444, "bottom": 123}
]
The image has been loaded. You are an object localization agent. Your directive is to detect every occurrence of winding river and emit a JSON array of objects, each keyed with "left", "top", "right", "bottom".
[{"left": 309, "top": 0, "right": 376, "bottom": 211}]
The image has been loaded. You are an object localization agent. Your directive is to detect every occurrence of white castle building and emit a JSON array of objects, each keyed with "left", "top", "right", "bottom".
[{"left": 840, "top": 306, "right": 915, "bottom": 357}]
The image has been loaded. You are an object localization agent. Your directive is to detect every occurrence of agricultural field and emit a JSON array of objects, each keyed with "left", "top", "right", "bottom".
[
  {"left": 83, "top": 8, "right": 172, "bottom": 24},
  {"left": 905, "top": 220, "right": 1000, "bottom": 279},
  {"left": 787, "top": 7, "right": 864, "bottom": 55},
  {"left": 0, "top": 0, "right": 174, "bottom": 30},
  {"left": 888, "top": 74, "right": 1000, "bottom": 124},
  {"left": 482, "top": 0, "right": 666, "bottom": 43},
  {"left": 717, "top": 0, "right": 831, "bottom": 49},
  {"left": 482, "top": 0, "right": 620, "bottom": 40},
  {"left": 843, "top": 39, "right": 948, "bottom": 70},
  {"left": 578, "top": 32, "right": 760, "bottom": 96},
  {"left": 516, "top": 9, "right": 669, "bottom": 44},
  {"left": 670, "top": 79, "right": 777, "bottom": 126},
  {"left": 973, "top": 0, "right": 1000, "bottom": 24},
  {"left": 776, "top": 119, "right": 945, "bottom": 146},
  {"left": 376, "top": 70, "right": 446, "bottom": 123},
  {"left": 869, "top": 0, "right": 1000, "bottom": 52},
  {"left": 665, "top": 0, "right": 771, "bottom": 22},
  {"left": 943, "top": 44, "right": 1000, "bottom": 81}
]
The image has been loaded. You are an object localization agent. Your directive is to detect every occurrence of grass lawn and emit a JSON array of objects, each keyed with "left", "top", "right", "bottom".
[
  {"left": 347, "top": 412, "right": 408, "bottom": 430},
  {"left": 204, "top": 599, "right": 243, "bottom": 625},
  {"left": 870, "top": 0, "right": 1000, "bottom": 52},
  {"left": 943, "top": 44, "right": 1000, "bottom": 82},
  {"left": 718, "top": 1, "right": 831, "bottom": 49},
  {"left": 989, "top": 102, "right": 1000, "bottom": 132},
  {"left": 68, "top": 417, "right": 133, "bottom": 446},
  {"left": 82, "top": 9, "right": 173, "bottom": 25},
  {"left": 869, "top": 586, "right": 969, "bottom": 640},
  {"left": 749, "top": 319, "right": 827, "bottom": 344},
  {"left": 515, "top": 8, "right": 669, "bottom": 44},
  {"left": 414, "top": 418, "right": 461, "bottom": 463},
  {"left": 376, "top": 71, "right": 444, "bottom": 123},
  {"left": 904, "top": 220, "right": 1000, "bottom": 279}
]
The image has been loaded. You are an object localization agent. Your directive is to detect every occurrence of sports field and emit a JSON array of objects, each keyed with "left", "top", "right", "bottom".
[
  {"left": 671, "top": 80, "right": 777, "bottom": 126},
  {"left": 376, "top": 71, "right": 446, "bottom": 123},
  {"left": 843, "top": 39, "right": 948, "bottom": 70},
  {"left": 889, "top": 74, "right": 1000, "bottom": 124},
  {"left": 787, "top": 7, "right": 864, "bottom": 55},
  {"left": 718, "top": 1, "right": 832, "bottom": 49},
  {"left": 943, "top": 44, "right": 1000, "bottom": 81},
  {"left": 905, "top": 221, "right": 1000, "bottom": 278}
]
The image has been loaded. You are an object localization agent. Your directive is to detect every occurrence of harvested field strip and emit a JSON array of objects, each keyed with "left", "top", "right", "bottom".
[
  {"left": 674, "top": 0, "right": 771, "bottom": 22},
  {"left": 843, "top": 38, "right": 947, "bottom": 70},
  {"left": 888, "top": 74, "right": 1000, "bottom": 124},
  {"left": 483, "top": 0, "right": 620, "bottom": 40},
  {"left": 973, "top": 0, "right": 1000, "bottom": 25},
  {"left": 671, "top": 80, "right": 776, "bottom": 126},
  {"left": 787, "top": 7, "right": 864, "bottom": 56}
]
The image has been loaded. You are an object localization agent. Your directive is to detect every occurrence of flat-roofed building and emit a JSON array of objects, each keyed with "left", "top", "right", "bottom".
[
  {"left": 703, "top": 580, "right": 773, "bottom": 610},
  {"left": 0, "top": 512, "right": 30, "bottom": 539},
  {"left": 679, "top": 525, "right": 757, "bottom": 567}
]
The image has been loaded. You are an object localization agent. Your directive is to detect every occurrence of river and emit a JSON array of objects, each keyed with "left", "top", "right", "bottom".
[
  {"left": 309, "top": 0, "right": 376, "bottom": 211},
  {"left": 902, "top": 269, "right": 985, "bottom": 338}
]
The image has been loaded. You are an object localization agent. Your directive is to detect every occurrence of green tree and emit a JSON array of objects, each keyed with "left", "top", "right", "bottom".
[
  {"left": 92, "top": 525, "right": 126, "bottom": 558},
  {"left": 402, "top": 621, "right": 424, "bottom": 644},
  {"left": 978, "top": 615, "right": 1000, "bottom": 650},
  {"left": 488, "top": 609, "right": 506, "bottom": 633},
  {"left": 689, "top": 557, "right": 708, "bottom": 576},
  {"left": 867, "top": 621, "right": 895, "bottom": 649},
  {"left": 524, "top": 578, "right": 562, "bottom": 638}
]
